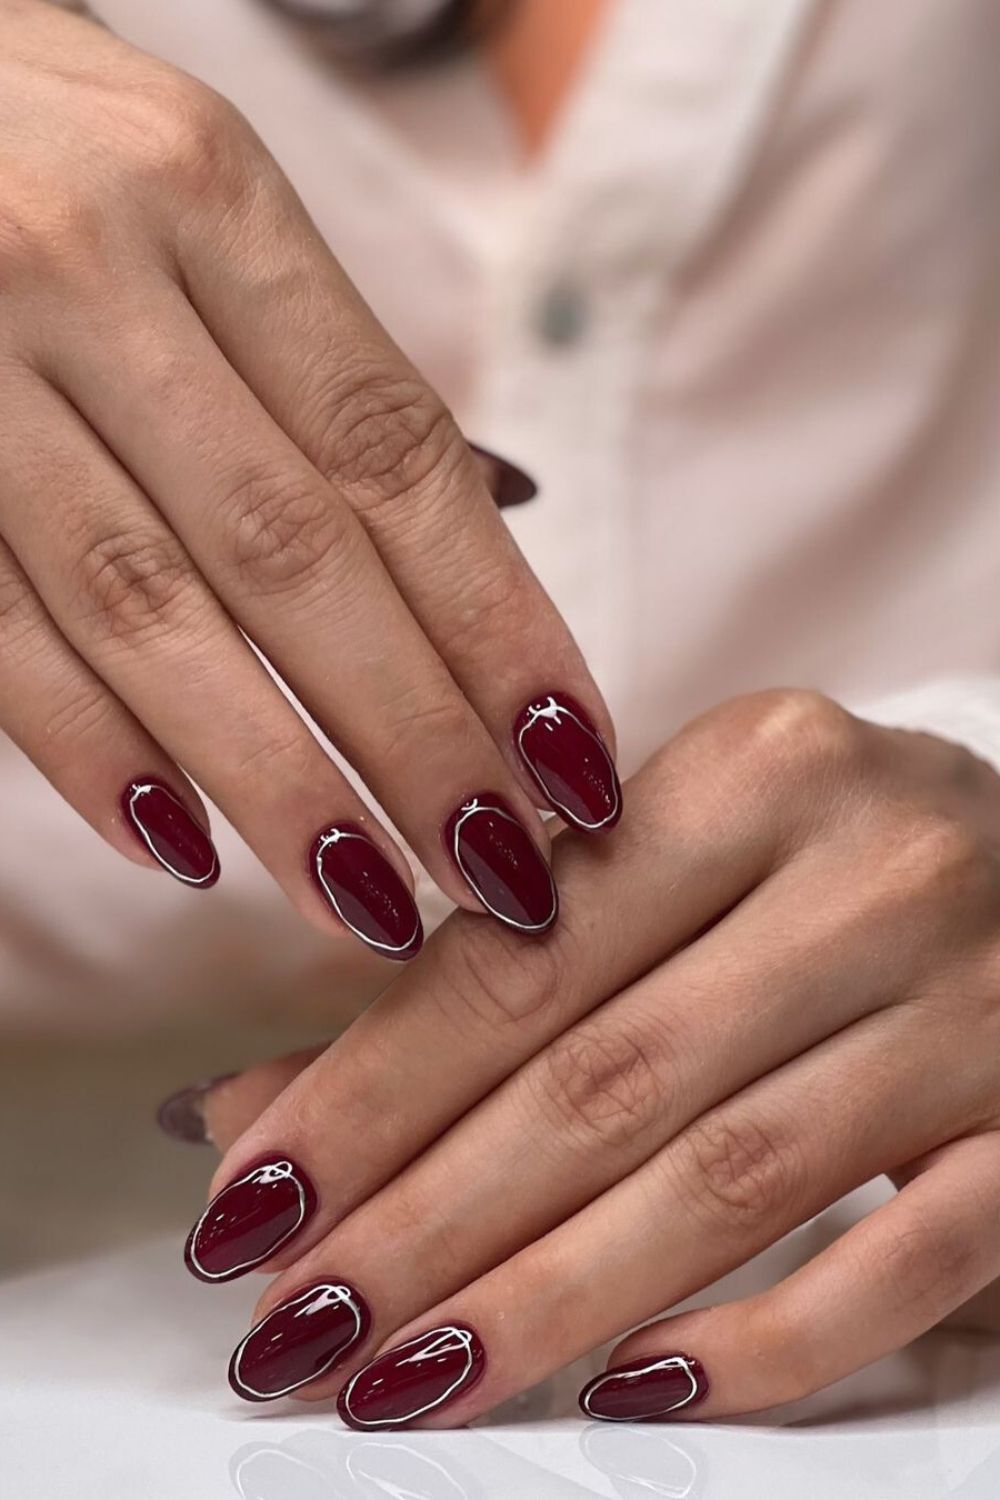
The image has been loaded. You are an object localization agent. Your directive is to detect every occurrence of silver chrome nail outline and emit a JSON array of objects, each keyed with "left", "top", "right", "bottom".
[
  {"left": 231, "top": 1283, "right": 366, "bottom": 1400},
  {"left": 450, "top": 798, "right": 557, "bottom": 932},
  {"left": 340, "top": 1325, "right": 480, "bottom": 1429},
  {"left": 187, "top": 1160, "right": 307, "bottom": 1282},
  {"left": 313, "top": 827, "right": 421, "bottom": 956},
  {"left": 126, "top": 781, "right": 219, "bottom": 886},
  {"left": 580, "top": 1354, "right": 703, "bottom": 1421},
  {"left": 516, "top": 695, "right": 621, "bottom": 831}
]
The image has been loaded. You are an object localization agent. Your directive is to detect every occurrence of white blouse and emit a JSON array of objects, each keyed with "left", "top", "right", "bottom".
[{"left": 5, "top": 0, "right": 1000, "bottom": 1031}]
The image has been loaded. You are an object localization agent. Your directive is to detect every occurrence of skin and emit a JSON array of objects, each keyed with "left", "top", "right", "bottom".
[
  {"left": 202, "top": 690, "right": 1000, "bottom": 1422},
  {"left": 0, "top": 0, "right": 612, "bottom": 938}
]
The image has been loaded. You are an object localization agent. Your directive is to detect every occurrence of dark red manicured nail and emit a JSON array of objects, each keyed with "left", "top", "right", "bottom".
[
  {"left": 122, "top": 778, "right": 219, "bottom": 888},
  {"left": 469, "top": 443, "right": 538, "bottom": 509},
  {"left": 310, "top": 824, "right": 422, "bottom": 961},
  {"left": 229, "top": 1281, "right": 371, "bottom": 1402},
  {"left": 156, "top": 1073, "right": 236, "bottom": 1146},
  {"left": 514, "top": 693, "right": 622, "bottom": 832},
  {"left": 444, "top": 794, "right": 557, "bottom": 934},
  {"left": 579, "top": 1353, "right": 709, "bottom": 1422},
  {"left": 184, "top": 1156, "right": 317, "bottom": 1283},
  {"left": 338, "top": 1324, "right": 486, "bottom": 1430}
]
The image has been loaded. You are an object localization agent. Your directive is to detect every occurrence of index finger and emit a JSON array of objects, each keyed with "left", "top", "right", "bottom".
[{"left": 174, "top": 117, "right": 619, "bottom": 828}]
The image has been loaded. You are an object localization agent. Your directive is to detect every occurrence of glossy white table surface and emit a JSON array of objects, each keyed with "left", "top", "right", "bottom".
[{"left": 5, "top": 1219, "right": 1000, "bottom": 1500}]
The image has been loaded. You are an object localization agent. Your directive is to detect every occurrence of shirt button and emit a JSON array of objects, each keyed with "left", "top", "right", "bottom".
[{"left": 534, "top": 280, "right": 589, "bottom": 348}]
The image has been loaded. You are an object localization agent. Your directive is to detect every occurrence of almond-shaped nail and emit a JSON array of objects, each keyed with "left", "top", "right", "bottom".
[
  {"left": 310, "top": 824, "right": 423, "bottom": 960},
  {"left": 514, "top": 692, "right": 622, "bottom": 832},
  {"left": 156, "top": 1073, "right": 236, "bottom": 1145},
  {"left": 469, "top": 443, "right": 538, "bottom": 508},
  {"left": 122, "top": 778, "right": 219, "bottom": 887},
  {"left": 184, "top": 1156, "right": 317, "bottom": 1283},
  {"left": 338, "top": 1324, "right": 486, "bottom": 1430},
  {"left": 444, "top": 794, "right": 557, "bottom": 934},
  {"left": 579, "top": 1353, "right": 709, "bottom": 1422},
  {"left": 230, "top": 1281, "right": 371, "bottom": 1401}
]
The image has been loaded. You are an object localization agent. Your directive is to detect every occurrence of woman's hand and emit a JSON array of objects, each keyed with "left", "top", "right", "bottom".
[
  {"left": 183, "top": 689, "right": 1000, "bottom": 1424},
  {"left": 0, "top": 0, "right": 618, "bottom": 955}
]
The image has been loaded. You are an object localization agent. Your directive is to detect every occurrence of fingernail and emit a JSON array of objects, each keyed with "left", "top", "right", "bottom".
[
  {"left": 184, "top": 1156, "right": 317, "bottom": 1283},
  {"left": 514, "top": 692, "right": 622, "bottom": 832},
  {"left": 579, "top": 1353, "right": 710, "bottom": 1422},
  {"left": 156, "top": 1073, "right": 236, "bottom": 1145},
  {"left": 310, "top": 824, "right": 423, "bottom": 961},
  {"left": 229, "top": 1281, "right": 371, "bottom": 1402},
  {"left": 444, "top": 794, "right": 558, "bottom": 934},
  {"left": 469, "top": 443, "right": 538, "bottom": 508},
  {"left": 338, "top": 1324, "right": 486, "bottom": 1430},
  {"left": 122, "top": 778, "right": 220, "bottom": 888}
]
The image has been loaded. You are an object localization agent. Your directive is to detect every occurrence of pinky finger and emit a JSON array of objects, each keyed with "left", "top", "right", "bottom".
[
  {"left": 0, "top": 540, "right": 219, "bottom": 887},
  {"left": 581, "top": 1131, "right": 1000, "bottom": 1423}
]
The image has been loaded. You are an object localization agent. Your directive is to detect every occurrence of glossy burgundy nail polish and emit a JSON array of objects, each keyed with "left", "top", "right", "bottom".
[
  {"left": 122, "top": 778, "right": 219, "bottom": 888},
  {"left": 338, "top": 1324, "right": 486, "bottom": 1430},
  {"left": 229, "top": 1281, "right": 371, "bottom": 1402},
  {"left": 579, "top": 1353, "right": 709, "bottom": 1422},
  {"left": 468, "top": 443, "right": 538, "bottom": 509},
  {"left": 310, "top": 824, "right": 423, "bottom": 960},
  {"left": 184, "top": 1156, "right": 317, "bottom": 1283},
  {"left": 156, "top": 1073, "right": 236, "bottom": 1146},
  {"left": 514, "top": 693, "right": 622, "bottom": 832},
  {"left": 444, "top": 794, "right": 557, "bottom": 933}
]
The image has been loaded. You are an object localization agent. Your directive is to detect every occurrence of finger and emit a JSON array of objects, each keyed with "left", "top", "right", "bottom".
[
  {"left": 175, "top": 150, "right": 618, "bottom": 826},
  {"left": 193, "top": 724, "right": 792, "bottom": 1280},
  {"left": 334, "top": 1009, "right": 978, "bottom": 1429},
  {"left": 55, "top": 283, "right": 558, "bottom": 929},
  {"left": 252, "top": 834, "right": 946, "bottom": 1395},
  {"left": 0, "top": 531, "right": 218, "bottom": 883},
  {"left": 584, "top": 1131, "right": 1000, "bottom": 1422},
  {"left": 0, "top": 371, "right": 421, "bottom": 957},
  {"left": 156, "top": 1046, "right": 324, "bottom": 1148}
]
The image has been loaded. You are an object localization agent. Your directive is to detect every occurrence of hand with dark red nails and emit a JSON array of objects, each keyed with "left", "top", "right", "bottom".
[
  {"left": 201, "top": 689, "right": 1000, "bottom": 1429},
  {"left": 0, "top": 1, "right": 615, "bottom": 963}
]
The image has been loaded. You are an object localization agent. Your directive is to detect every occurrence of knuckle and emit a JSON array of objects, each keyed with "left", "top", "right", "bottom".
[
  {"left": 71, "top": 527, "right": 196, "bottom": 646},
  {"left": 377, "top": 683, "right": 476, "bottom": 767},
  {"left": 745, "top": 689, "right": 860, "bottom": 779},
  {"left": 891, "top": 813, "right": 999, "bottom": 910},
  {"left": 878, "top": 1217, "right": 977, "bottom": 1321},
  {"left": 313, "top": 364, "right": 458, "bottom": 513},
  {"left": 147, "top": 77, "right": 254, "bottom": 200},
  {"left": 44, "top": 682, "right": 119, "bottom": 748},
  {"left": 535, "top": 1017, "right": 663, "bottom": 1153},
  {"left": 441, "top": 915, "right": 564, "bottom": 1034},
  {"left": 671, "top": 1109, "right": 805, "bottom": 1232},
  {"left": 0, "top": 181, "right": 106, "bottom": 294},
  {"left": 221, "top": 467, "right": 350, "bottom": 595}
]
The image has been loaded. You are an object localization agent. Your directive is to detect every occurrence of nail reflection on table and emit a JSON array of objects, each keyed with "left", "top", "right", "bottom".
[
  {"left": 228, "top": 1422, "right": 634, "bottom": 1499},
  {"left": 581, "top": 1422, "right": 702, "bottom": 1499}
]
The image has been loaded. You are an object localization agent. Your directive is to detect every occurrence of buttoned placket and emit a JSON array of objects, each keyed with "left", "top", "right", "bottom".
[{"left": 470, "top": 0, "right": 819, "bottom": 716}]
